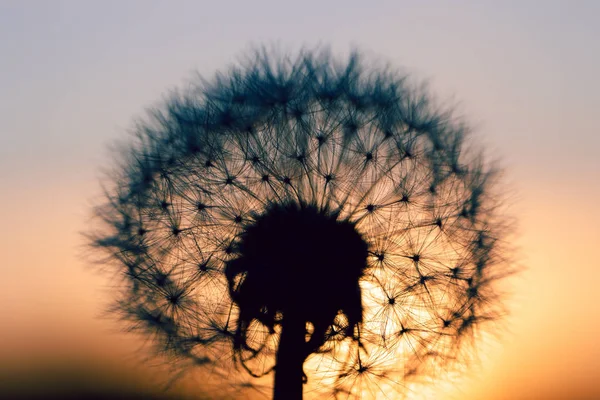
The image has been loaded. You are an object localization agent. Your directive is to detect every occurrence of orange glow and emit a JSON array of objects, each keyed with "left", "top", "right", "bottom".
[{"left": 3, "top": 178, "right": 600, "bottom": 399}]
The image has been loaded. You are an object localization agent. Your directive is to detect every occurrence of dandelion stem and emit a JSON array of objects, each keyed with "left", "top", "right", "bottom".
[{"left": 273, "top": 314, "right": 306, "bottom": 400}]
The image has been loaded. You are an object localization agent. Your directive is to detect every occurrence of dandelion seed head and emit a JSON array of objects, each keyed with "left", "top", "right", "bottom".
[{"left": 90, "top": 47, "right": 512, "bottom": 399}]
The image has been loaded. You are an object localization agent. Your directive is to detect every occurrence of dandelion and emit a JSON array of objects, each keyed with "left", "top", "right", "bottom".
[{"left": 90, "top": 48, "right": 511, "bottom": 399}]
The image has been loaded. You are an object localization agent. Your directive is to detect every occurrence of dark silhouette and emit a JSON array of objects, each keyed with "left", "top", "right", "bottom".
[{"left": 90, "top": 48, "right": 511, "bottom": 399}]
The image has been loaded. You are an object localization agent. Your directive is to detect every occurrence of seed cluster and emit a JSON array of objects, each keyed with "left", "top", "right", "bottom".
[{"left": 92, "top": 49, "right": 509, "bottom": 398}]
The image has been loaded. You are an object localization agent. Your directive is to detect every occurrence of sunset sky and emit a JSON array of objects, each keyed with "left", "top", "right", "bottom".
[{"left": 1, "top": 1, "right": 599, "bottom": 399}]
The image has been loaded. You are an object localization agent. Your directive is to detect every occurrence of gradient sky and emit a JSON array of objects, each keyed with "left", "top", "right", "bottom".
[{"left": 1, "top": 1, "right": 599, "bottom": 399}]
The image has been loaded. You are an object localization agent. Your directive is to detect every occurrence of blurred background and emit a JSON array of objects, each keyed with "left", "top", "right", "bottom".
[{"left": 1, "top": 1, "right": 598, "bottom": 399}]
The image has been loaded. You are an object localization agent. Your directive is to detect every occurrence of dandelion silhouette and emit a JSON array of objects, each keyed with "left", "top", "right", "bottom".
[{"left": 91, "top": 48, "right": 510, "bottom": 399}]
